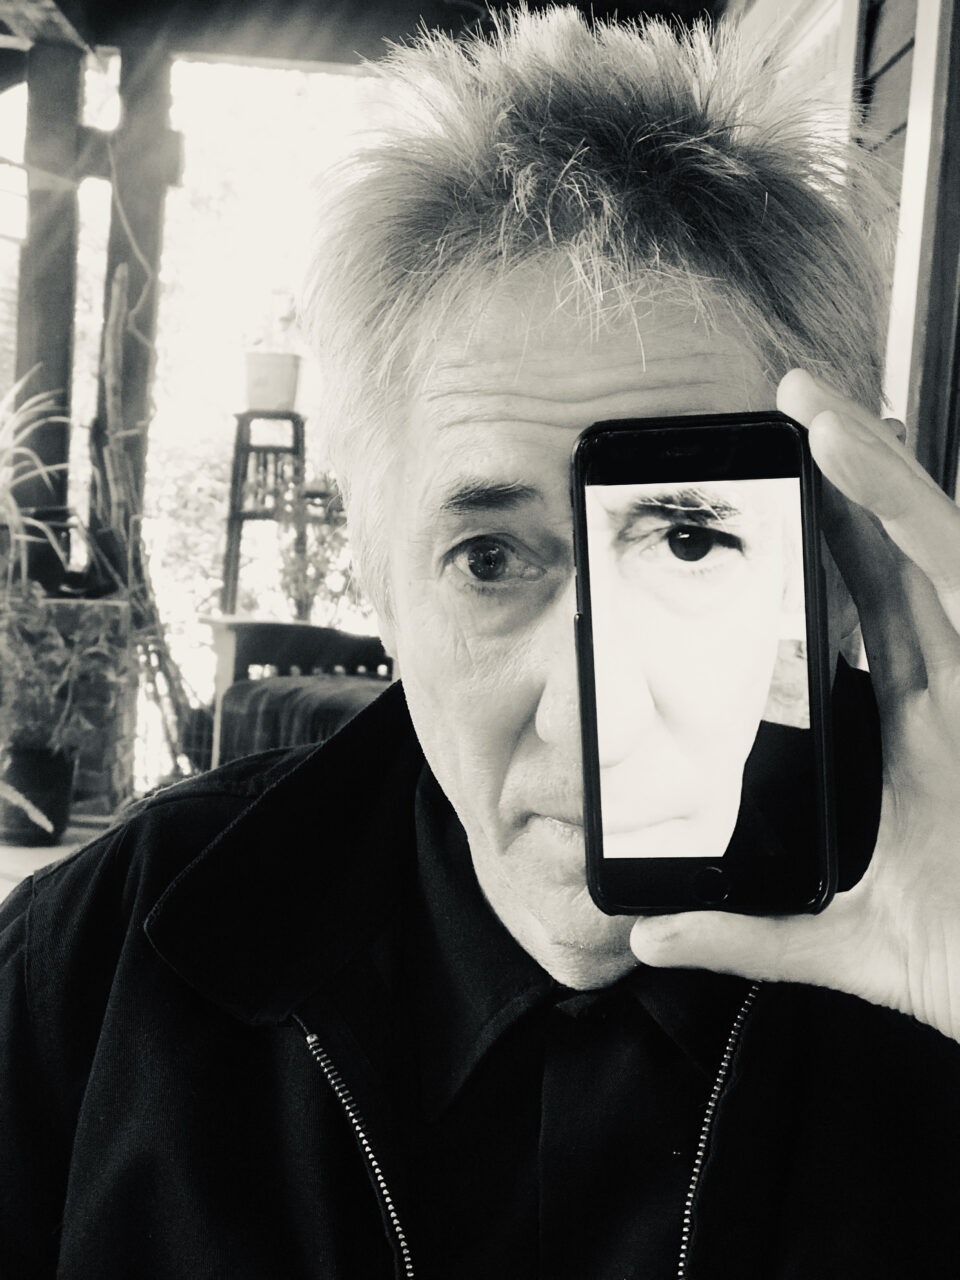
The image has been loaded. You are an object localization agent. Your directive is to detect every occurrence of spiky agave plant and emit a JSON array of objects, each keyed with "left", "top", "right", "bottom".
[
  {"left": 0, "top": 375, "right": 69, "bottom": 590},
  {"left": 0, "top": 376, "right": 70, "bottom": 833}
]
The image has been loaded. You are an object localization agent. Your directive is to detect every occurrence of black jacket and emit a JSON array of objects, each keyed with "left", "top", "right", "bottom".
[{"left": 2, "top": 681, "right": 960, "bottom": 1279}]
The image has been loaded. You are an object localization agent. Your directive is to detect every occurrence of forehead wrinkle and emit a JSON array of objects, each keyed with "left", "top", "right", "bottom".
[
  {"left": 417, "top": 381, "right": 756, "bottom": 434},
  {"left": 423, "top": 353, "right": 756, "bottom": 401}
]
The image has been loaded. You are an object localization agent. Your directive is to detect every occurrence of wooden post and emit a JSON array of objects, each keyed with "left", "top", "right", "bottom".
[
  {"left": 14, "top": 40, "right": 84, "bottom": 512},
  {"left": 94, "top": 39, "right": 181, "bottom": 542}
]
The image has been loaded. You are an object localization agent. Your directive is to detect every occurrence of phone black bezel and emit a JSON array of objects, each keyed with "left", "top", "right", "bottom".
[{"left": 571, "top": 411, "right": 836, "bottom": 916}]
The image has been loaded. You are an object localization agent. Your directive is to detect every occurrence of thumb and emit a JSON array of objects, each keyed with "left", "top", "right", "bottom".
[{"left": 629, "top": 898, "right": 866, "bottom": 988}]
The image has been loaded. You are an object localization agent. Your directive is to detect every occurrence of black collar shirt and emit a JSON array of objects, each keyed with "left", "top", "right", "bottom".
[{"left": 404, "top": 766, "right": 751, "bottom": 1280}]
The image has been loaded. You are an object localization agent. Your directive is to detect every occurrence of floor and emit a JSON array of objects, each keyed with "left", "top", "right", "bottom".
[{"left": 0, "top": 815, "right": 112, "bottom": 905}]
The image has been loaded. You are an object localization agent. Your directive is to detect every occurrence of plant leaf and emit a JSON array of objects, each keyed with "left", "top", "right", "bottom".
[{"left": 0, "top": 778, "right": 55, "bottom": 833}]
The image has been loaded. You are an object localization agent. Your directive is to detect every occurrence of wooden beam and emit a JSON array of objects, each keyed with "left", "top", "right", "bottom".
[
  {"left": 75, "top": 124, "right": 112, "bottom": 182},
  {"left": 883, "top": 0, "right": 960, "bottom": 493},
  {"left": 910, "top": 1, "right": 960, "bottom": 491},
  {"left": 14, "top": 38, "right": 83, "bottom": 513},
  {"left": 0, "top": 0, "right": 88, "bottom": 48},
  {"left": 94, "top": 40, "right": 180, "bottom": 552},
  {"left": 0, "top": 45, "right": 25, "bottom": 91}
]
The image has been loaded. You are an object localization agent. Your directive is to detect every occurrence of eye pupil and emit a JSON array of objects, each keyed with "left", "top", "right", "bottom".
[
  {"left": 467, "top": 540, "right": 507, "bottom": 581},
  {"left": 667, "top": 526, "right": 714, "bottom": 562}
]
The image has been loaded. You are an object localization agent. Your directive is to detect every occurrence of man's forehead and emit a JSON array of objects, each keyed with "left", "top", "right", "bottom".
[
  {"left": 399, "top": 290, "right": 778, "bottom": 524},
  {"left": 416, "top": 339, "right": 768, "bottom": 413},
  {"left": 411, "top": 282, "right": 773, "bottom": 412}
]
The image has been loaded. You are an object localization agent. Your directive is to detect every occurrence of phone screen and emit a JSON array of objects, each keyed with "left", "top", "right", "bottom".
[
  {"left": 573, "top": 414, "right": 834, "bottom": 915},
  {"left": 585, "top": 476, "right": 807, "bottom": 862}
]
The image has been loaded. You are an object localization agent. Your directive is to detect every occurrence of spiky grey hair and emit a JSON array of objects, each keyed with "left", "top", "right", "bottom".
[{"left": 302, "top": 6, "right": 892, "bottom": 613}]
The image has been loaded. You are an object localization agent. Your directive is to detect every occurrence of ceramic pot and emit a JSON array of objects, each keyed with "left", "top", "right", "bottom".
[{"left": 245, "top": 352, "right": 301, "bottom": 411}]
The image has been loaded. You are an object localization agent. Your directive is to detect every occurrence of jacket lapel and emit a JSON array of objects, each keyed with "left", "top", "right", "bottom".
[{"left": 144, "top": 681, "right": 424, "bottom": 1026}]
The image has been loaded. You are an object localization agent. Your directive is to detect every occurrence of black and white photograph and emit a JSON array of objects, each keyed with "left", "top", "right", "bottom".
[{"left": 1, "top": 1, "right": 960, "bottom": 1276}]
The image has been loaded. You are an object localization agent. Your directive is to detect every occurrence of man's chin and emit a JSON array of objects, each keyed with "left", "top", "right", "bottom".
[
  {"left": 469, "top": 817, "right": 638, "bottom": 986},
  {"left": 490, "top": 870, "right": 637, "bottom": 988},
  {"left": 523, "top": 909, "right": 638, "bottom": 989}
]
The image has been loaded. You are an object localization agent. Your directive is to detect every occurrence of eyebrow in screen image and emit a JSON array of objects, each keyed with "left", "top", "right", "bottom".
[{"left": 610, "top": 486, "right": 745, "bottom": 538}]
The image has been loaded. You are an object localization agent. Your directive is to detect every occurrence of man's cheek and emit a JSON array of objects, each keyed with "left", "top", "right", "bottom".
[
  {"left": 402, "top": 599, "right": 511, "bottom": 690},
  {"left": 669, "top": 619, "right": 775, "bottom": 734}
]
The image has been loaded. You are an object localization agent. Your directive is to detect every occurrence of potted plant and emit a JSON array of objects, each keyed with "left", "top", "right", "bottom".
[
  {"left": 0, "top": 382, "right": 132, "bottom": 844},
  {"left": 0, "top": 578, "right": 131, "bottom": 844}
]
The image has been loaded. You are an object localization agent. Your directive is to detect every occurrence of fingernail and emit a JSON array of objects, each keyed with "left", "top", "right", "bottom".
[{"left": 882, "top": 417, "right": 908, "bottom": 445}]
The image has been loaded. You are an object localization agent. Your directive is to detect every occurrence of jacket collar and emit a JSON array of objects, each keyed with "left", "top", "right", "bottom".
[
  {"left": 144, "top": 681, "right": 424, "bottom": 1026},
  {"left": 144, "top": 661, "right": 880, "bottom": 1035},
  {"left": 412, "top": 765, "right": 753, "bottom": 1119}
]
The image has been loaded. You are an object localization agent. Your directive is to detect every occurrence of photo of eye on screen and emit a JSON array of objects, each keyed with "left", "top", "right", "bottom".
[
  {"left": 585, "top": 476, "right": 807, "bottom": 862},
  {"left": 573, "top": 416, "right": 835, "bottom": 916}
]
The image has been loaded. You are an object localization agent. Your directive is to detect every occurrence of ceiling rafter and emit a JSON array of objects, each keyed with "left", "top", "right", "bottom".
[{"left": 0, "top": 0, "right": 89, "bottom": 49}]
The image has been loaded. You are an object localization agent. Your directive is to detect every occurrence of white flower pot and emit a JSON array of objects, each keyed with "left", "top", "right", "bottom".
[{"left": 245, "top": 352, "right": 301, "bottom": 412}]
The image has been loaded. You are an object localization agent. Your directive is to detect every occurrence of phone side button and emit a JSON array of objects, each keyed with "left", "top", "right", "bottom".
[{"left": 693, "top": 866, "right": 730, "bottom": 907}]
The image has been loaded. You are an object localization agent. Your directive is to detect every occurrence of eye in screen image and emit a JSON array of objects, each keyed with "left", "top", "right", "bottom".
[{"left": 584, "top": 477, "right": 808, "bottom": 861}]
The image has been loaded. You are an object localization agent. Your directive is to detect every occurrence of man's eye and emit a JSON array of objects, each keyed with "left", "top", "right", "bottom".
[
  {"left": 666, "top": 525, "right": 740, "bottom": 563},
  {"left": 449, "top": 536, "right": 544, "bottom": 590},
  {"left": 467, "top": 538, "right": 510, "bottom": 581},
  {"left": 619, "top": 521, "right": 745, "bottom": 580}
]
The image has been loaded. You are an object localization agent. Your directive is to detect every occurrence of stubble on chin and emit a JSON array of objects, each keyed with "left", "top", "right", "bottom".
[{"left": 470, "top": 836, "right": 637, "bottom": 989}]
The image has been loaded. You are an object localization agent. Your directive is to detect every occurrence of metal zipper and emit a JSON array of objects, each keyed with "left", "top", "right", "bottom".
[
  {"left": 296, "top": 1022, "right": 415, "bottom": 1279},
  {"left": 677, "top": 980, "right": 762, "bottom": 1280}
]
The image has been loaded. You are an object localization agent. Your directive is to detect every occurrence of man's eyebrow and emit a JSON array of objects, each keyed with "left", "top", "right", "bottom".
[
  {"left": 437, "top": 480, "right": 542, "bottom": 516},
  {"left": 620, "top": 486, "right": 742, "bottom": 525}
]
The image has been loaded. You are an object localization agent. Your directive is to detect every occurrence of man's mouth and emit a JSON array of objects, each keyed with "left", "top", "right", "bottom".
[
  {"left": 602, "top": 814, "right": 686, "bottom": 836},
  {"left": 533, "top": 811, "right": 583, "bottom": 828},
  {"left": 528, "top": 814, "right": 584, "bottom": 842}
]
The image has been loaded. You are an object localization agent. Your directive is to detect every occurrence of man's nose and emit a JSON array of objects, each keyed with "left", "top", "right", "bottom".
[
  {"left": 590, "top": 575, "right": 658, "bottom": 769},
  {"left": 533, "top": 576, "right": 657, "bottom": 767},
  {"left": 534, "top": 578, "right": 582, "bottom": 750}
]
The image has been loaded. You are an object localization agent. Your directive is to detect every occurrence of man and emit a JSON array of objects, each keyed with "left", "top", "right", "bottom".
[{"left": 3, "top": 10, "right": 960, "bottom": 1278}]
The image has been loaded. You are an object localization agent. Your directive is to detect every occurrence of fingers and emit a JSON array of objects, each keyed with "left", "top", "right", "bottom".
[
  {"left": 629, "top": 893, "right": 869, "bottom": 992},
  {"left": 777, "top": 367, "right": 881, "bottom": 435},
  {"left": 883, "top": 417, "right": 908, "bottom": 446},
  {"left": 810, "top": 409, "right": 960, "bottom": 635},
  {"left": 779, "top": 370, "right": 960, "bottom": 670},
  {"left": 816, "top": 469, "right": 925, "bottom": 696}
]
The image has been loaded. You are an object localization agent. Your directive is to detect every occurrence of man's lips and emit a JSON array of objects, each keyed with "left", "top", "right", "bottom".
[
  {"left": 532, "top": 812, "right": 583, "bottom": 828},
  {"left": 526, "top": 811, "right": 687, "bottom": 835},
  {"left": 525, "top": 815, "right": 584, "bottom": 843},
  {"left": 602, "top": 814, "right": 687, "bottom": 836}
]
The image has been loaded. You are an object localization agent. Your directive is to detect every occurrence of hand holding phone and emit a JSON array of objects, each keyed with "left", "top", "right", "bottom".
[
  {"left": 619, "top": 372, "right": 960, "bottom": 1046},
  {"left": 572, "top": 412, "right": 835, "bottom": 916}
]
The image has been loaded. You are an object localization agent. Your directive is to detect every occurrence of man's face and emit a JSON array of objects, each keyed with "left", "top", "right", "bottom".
[
  {"left": 586, "top": 478, "right": 798, "bottom": 861},
  {"left": 379, "top": 290, "right": 778, "bottom": 988}
]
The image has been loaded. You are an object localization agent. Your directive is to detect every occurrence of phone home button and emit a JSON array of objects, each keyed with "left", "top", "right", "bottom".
[{"left": 693, "top": 865, "right": 730, "bottom": 907}]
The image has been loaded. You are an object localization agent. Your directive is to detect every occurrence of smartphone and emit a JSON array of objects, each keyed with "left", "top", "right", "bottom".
[{"left": 571, "top": 412, "right": 836, "bottom": 916}]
